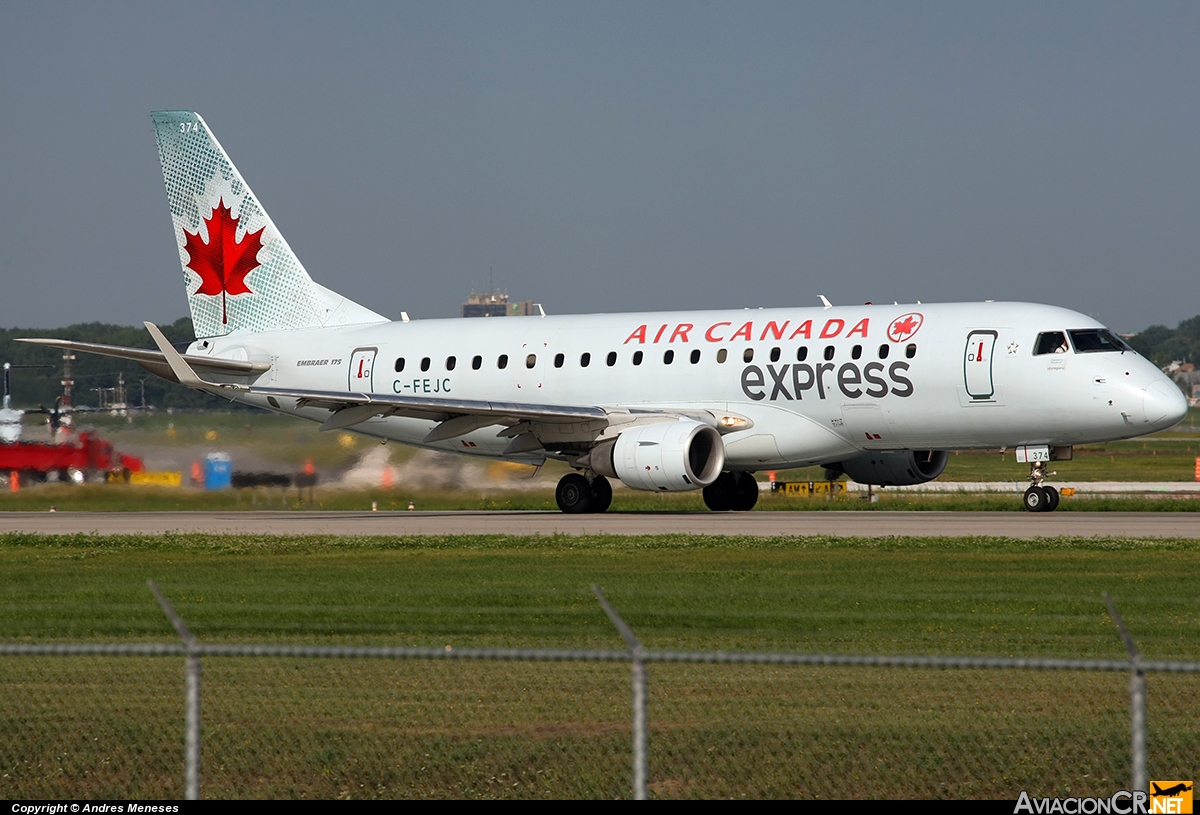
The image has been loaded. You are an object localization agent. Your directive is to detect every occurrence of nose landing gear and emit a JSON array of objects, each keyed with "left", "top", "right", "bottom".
[{"left": 1023, "top": 461, "right": 1060, "bottom": 512}]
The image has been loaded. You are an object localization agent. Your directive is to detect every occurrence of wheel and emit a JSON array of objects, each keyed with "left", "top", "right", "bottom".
[
  {"left": 1023, "top": 486, "right": 1048, "bottom": 512},
  {"left": 731, "top": 472, "right": 760, "bottom": 511},
  {"left": 702, "top": 472, "right": 738, "bottom": 511},
  {"left": 555, "top": 473, "right": 594, "bottom": 514},
  {"left": 1043, "top": 485, "right": 1060, "bottom": 512},
  {"left": 589, "top": 476, "right": 613, "bottom": 513}
]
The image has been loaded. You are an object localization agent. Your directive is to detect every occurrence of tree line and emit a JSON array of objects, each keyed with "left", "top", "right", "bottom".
[
  {"left": 0, "top": 318, "right": 248, "bottom": 411},
  {"left": 1125, "top": 315, "right": 1200, "bottom": 367}
]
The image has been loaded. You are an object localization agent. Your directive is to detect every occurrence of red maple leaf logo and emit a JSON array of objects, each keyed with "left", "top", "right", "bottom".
[
  {"left": 887, "top": 312, "right": 924, "bottom": 343},
  {"left": 184, "top": 198, "right": 265, "bottom": 325}
]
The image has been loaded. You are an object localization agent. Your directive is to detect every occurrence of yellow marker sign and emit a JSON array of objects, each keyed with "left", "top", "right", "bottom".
[
  {"left": 130, "top": 471, "right": 183, "bottom": 487},
  {"left": 783, "top": 481, "right": 846, "bottom": 497}
]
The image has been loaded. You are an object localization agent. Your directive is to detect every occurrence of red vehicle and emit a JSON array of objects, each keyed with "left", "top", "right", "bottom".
[
  {"left": 1, "top": 363, "right": 145, "bottom": 486},
  {"left": 0, "top": 430, "right": 144, "bottom": 485}
]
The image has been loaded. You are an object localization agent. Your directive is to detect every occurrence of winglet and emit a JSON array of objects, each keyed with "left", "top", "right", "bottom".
[{"left": 144, "top": 322, "right": 246, "bottom": 392}]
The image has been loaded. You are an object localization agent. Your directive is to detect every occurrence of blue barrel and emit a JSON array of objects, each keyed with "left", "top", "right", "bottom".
[{"left": 204, "top": 453, "right": 232, "bottom": 490}]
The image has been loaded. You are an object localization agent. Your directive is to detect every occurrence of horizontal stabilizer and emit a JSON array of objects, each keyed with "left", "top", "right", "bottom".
[{"left": 17, "top": 337, "right": 270, "bottom": 381}]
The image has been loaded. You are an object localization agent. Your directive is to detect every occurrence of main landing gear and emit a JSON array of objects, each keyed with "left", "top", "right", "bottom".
[
  {"left": 555, "top": 472, "right": 613, "bottom": 514},
  {"left": 1022, "top": 461, "right": 1060, "bottom": 513},
  {"left": 702, "top": 471, "right": 759, "bottom": 512}
]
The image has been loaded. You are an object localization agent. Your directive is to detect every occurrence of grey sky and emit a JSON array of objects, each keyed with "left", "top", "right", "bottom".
[{"left": 2, "top": 2, "right": 1197, "bottom": 333}]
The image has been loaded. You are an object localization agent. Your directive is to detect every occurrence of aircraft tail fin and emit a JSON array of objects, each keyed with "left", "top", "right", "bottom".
[{"left": 151, "top": 111, "right": 386, "bottom": 338}]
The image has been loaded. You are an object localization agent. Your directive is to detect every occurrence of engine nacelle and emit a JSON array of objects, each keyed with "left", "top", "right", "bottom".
[
  {"left": 825, "top": 450, "right": 949, "bottom": 487},
  {"left": 591, "top": 420, "right": 725, "bottom": 492}
]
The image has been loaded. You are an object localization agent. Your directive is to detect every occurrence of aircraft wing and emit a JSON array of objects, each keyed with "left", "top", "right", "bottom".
[
  {"left": 250, "top": 384, "right": 610, "bottom": 432},
  {"left": 15, "top": 337, "right": 270, "bottom": 381}
]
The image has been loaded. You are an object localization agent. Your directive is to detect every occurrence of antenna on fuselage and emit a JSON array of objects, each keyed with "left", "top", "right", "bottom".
[{"left": 818, "top": 295, "right": 833, "bottom": 309}]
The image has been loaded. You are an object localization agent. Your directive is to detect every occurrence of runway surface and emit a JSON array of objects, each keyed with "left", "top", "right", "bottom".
[{"left": 0, "top": 510, "right": 1196, "bottom": 538}]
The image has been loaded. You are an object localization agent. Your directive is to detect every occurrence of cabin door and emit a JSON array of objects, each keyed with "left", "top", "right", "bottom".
[
  {"left": 348, "top": 347, "right": 377, "bottom": 392},
  {"left": 963, "top": 331, "right": 998, "bottom": 400}
]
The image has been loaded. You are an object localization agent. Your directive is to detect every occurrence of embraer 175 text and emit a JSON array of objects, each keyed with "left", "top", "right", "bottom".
[{"left": 21, "top": 112, "right": 1188, "bottom": 513}]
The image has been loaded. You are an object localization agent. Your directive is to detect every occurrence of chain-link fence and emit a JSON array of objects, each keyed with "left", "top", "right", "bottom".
[{"left": 1, "top": 586, "right": 1196, "bottom": 800}]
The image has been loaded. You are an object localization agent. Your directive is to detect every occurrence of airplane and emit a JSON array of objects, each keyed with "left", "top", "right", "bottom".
[
  {"left": 0, "top": 364, "right": 25, "bottom": 444},
  {"left": 19, "top": 111, "right": 1189, "bottom": 513},
  {"left": 1151, "top": 783, "right": 1192, "bottom": 798}
]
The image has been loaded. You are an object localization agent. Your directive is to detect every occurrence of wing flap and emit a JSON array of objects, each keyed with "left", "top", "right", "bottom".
[{"left": 256, "top": 385, "right": 608, "bottom": 425}]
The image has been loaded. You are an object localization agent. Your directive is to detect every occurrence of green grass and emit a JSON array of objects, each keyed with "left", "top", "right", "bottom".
[
  {"left": 2, "top": 533, "right": 1197, "bottom": 656},
  {"left": 2, "top": 534, "right": 1198, "bottom": 799}
]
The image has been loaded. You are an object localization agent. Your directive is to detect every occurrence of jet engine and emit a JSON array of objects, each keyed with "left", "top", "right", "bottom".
[
  {"left": 824, "top": 450, "right": 949, "bottom": 487},
  {"left": 589, "top": 420, "right": 725, "bottom": 492}
]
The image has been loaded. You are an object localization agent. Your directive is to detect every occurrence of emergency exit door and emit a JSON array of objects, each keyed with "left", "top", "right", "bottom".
[
  {"left": 349, "top": 348, "right": 377, "bottom": 392},
  {"left": 964, "top": 331, "right": 997, "bottom": 400}
]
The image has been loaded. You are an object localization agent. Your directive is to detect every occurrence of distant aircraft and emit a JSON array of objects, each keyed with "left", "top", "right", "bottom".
[
  {"left": 20, "top": 112, "right": 1188, "bottom": 512},
  {"left": 0, "top": 364, "right": 24, "bottom": 444}
]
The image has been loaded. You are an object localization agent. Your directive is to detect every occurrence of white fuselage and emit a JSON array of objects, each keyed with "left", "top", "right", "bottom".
[{"left": 188, "top": 301, "right": 1185, "bottom": 470}]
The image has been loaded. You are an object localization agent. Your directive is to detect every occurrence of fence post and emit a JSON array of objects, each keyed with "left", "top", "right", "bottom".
[
  {"left": 592, "top": 585, "right": 648, "bottom": 801},
  {"left": 1104, "top": 593, "right": 1146, "bottom": 793},
  {"left": 149, "top": 581, "right": 201, "bottom": 801}
]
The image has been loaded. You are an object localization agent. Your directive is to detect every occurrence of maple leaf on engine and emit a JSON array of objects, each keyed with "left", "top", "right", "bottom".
[{"left": 184, "top": 198, "right": 265, "bottom": 324}]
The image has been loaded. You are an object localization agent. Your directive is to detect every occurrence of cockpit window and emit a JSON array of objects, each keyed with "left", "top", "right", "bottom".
[
  {"left": 1034, "top": 332, "right": 1069, "bottom": 355},
  {"left": 1068, "top": 329, "right": 1129, "bottom": 353}
]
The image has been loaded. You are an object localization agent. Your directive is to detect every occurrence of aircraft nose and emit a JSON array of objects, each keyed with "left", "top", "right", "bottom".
[{"left": 1143, "top": 380, "right": 1188, "bottom": 429}]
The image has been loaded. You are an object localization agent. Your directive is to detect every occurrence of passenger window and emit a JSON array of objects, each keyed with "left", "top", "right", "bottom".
[
  {"left": 632, "top": 351, "right": 643, "bottom": 366},
  {"left": 878, "top": 345, "right": 889, "bottom": 360},
  {"left": 769, "top": 347, "right": 780, "bottom": 362},
  {"left": 716, "top": 349, "right": 728, "bottom": 364},
  {"left": 905, "top": 343, "right": 917, "bottom": 359},
  {"left": 690, "top": 349, "right": 700, "bottom": 364},
  {"left": 823, "top": 346, "right": 835, "bottom": 361},
  {"left": 472, "top": 355, "right": 482, "bottom": 370},
  {"left": 580, "top": 352, "right": 591, "bottom": 368},
  {"left": 851, "top": 345, "right": 862, "bottom": 360},
  {"left": 446, "top": 356, "right": 456, "bottom": 371},
  {"left": 554, "top": 353, "right": 564, "bottom": 368},
  {"left": 796, "top": 347, "right": 808, "bottom": 362},
  {"left": 743, "top": 348, "right": 754, "bottom": 363},
  {"left": 525, "top": 354, "right": 537, "bottom": 369},
  {"left": 663, "top": 350, "right": 675, "bottom": 364},
  {"left": 420, "top": 357, "right": 431, "bottom": 372},
  {"left": 394, "top": 358, "right": 405, "bottom": 373},
  {"left": 497, "top": 354, "right": 508, "bottom": 370},
  {"left": 606, "top": 351, "right": 617, "bottom": 367}
]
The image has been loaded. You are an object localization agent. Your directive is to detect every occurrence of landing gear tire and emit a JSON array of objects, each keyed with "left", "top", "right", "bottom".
[
  {"left": 1023, "top": 486, "right": 1049, "bottom": 512},
  {"left": 1043, "top": 485, "right": 1060, "bottom": 512},
  {"left": 589, "top": 476, "right": 613, "bottom": 513},
  {"left": 556, "top": 473, "right": 593, "bottom": 514},
  {"left": 702, "top": 472, "right": 738, "bottom": 511},
  {"left": 731, "top": 472, "right": 759, "bottom": 512},
  {"left": 703, "top": 472, "right": 759, "bottom": 512}
]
